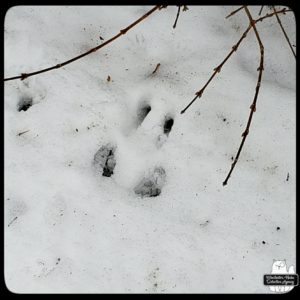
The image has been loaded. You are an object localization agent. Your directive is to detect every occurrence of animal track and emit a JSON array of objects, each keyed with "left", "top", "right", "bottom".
[
  {"left": 18, "top": 96, "right": 33, "bottom": 112},
  {"left": 136, "top": 103, "right": 151, "bottom": 127},
  {"left": 156, "top": 115, "right": 175, "bottom": 148},
  {"left": 134, "top": 166, "right": 166, "bottom": 197},
  {"left": 94, "top": 100, "right": 174, "bottom": 197},
  {"left": 163, "top": 116, "right": 174, "bottom": 136},
  {"left": 94, "top": 143, "right": 116, "bottom": 177}
]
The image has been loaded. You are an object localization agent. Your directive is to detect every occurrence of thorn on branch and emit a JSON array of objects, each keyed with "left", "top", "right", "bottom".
[
  {"left": 120, "top": 29, "right": 128, "bottom": 35},
  {"left": 213, "top": 66, "right": 221, "bottom": 73},
  {"left": 250, "top": 104, "right": 256, "bottom": 112},
  {"left": 21, "top": 73, "right": 28, "bottom": 80},
  {"left": 257, "top": 65, "right": 264, "bottom": 71},
  {"left": 232, "top": 45, "right": 238, "bottom": 51},
  {"left": 241, "top": 129, "right": 249, "bottom": 137},
  {"left": 195, "top": 90, "right": 203, "bottom": 97},
  {"left": 183, "top": 5, "right": 189, "bottom": 11},
  {"left": 242, "top": 32, "right": 248, "bottom": 38}
]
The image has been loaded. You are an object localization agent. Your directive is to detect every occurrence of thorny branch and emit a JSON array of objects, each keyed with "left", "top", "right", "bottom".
[
  {"left": 222, "top": 6, "right": 264, "bottom": 186},
  {"left": 180, "top": 7, "right": 291, "bottom": 115},
  {"left": 4, "top": 5, "right": 163, "bottom": 82},
  {"left": 180, "top": 24, "right": 252, "bottom": 114},
  {"left": 180, "top": 6, "right": 292, "bottom": 185},
  {"left": 255, "top": 8, "right": 292, "bottom": 23},
  {"left": 272, "top": 6, "right": 296, "bottom": 59}
]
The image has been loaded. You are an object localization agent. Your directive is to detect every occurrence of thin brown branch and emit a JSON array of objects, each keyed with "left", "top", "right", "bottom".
[
  {"left": 152, "top": 63, "right": 161, "bottom": 74},
  {"left": 8, "top": 216, "right": 18, "bottom": 227},
  {"left": 223, "top": 6, "right": 264, "bottom": 186},
  {"left": 180, "top": 24, "right": 252, "bottom": 114},
  {"left": 255, "top": 8, "right": 292, "bottom": 23},
  {"left": 173, "top": 6, "right": 181, "bottom": 29},
  {"left": 272, "top": 6, "right": 296, "bottom": 59},
  {"left": 17, "top": 130, "right": 30, "bottom": 136},
  {"left": 4, "top": 5, "right": 162, "bottom": 82},
  {"left": 225, "top": 6, "right": 244, "bottom": 19},
  {"left": 180, "top": 7, "right": 292, "bottom": 115},
  {"left": 258, "top": 5, "right": 264, "bottom": 16}
]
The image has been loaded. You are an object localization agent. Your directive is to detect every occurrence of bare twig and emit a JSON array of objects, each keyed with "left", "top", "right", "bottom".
[
  {"left": 180, "top": 8, "right": 292, "bottom": 114},
  {"left": 180, "top": 24, "right": 252, "bottom": 114},
  {"left": 8, "top": 216, "right": 18, "bottom": 227},
  {"left": 258, "top": 5, "right": 264, "bottom": 16},
  {"left": 272, "top": 6, "right": 296, "bottom": 59},
  {"left": 17, "top": 130, "right": 30, "bottom": 136},
  {"left": 4, "top": 5, "right": 162, "bottom": 82},
  {"left": 255, "top": 8, "right": 292, "bottom": 23},
  {"left": 152, "top": 63, "right": 161, "bottom": 74},
  {"left": 180, "top": 7, "right": 292, "bottom": 185},
  {"left": 225, "top": 6, "right": 244, "bottom": 19},
  {"left": 223, "top": 6, "right": 264, "bottom": 186},
  {"left": 173, "top": 6, "right": 182, "bottom": 29}
]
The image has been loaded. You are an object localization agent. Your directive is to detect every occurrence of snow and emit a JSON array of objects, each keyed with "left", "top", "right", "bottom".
[{"left": 4, "top": 6, "right": 296, "bottom": 293}]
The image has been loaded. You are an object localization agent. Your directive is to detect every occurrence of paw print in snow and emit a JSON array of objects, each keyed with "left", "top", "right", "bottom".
[
  {"left": 93, "top": 99, "right": 174, "bottom": 197},
  {"left": 93, "top": 143, "right": 116, "bottom": 177},
  {"left": 134, "top": 166, "right": 166, "bottom": 197}
]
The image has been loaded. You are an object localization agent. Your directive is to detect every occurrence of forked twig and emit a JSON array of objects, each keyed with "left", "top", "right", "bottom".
[
  {"left": 180, "top": 24, "right": 252, "bottom": 114},
  {"left": 272, "top": 6, "right": 296, "bottom": 59},
  {"left": 180, "top": 7, "right": 292, "bottom": 185},
  {"left": 4, "top": 5, "right": 162, "bottom": 82},
  {"left": 180, "top": 7, "right": 291, "bottom": 115},
  {"left": 222, "top": 6, "right": 264, "bottom": 186},
  {"left": 255, "top": 8, "right": 292, "bottom": 23}
]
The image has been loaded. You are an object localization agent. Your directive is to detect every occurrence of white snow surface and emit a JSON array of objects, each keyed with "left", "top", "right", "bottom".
[{"left": 4, "top": 6, "right": 296, "bottom": 293}]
